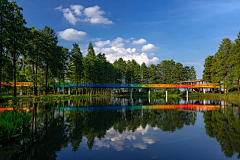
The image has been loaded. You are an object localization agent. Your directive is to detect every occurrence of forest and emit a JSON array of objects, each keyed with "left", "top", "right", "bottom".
[
  {"left": 203, "top": 33, "right": 240, "bottom": 92},
  {"left": 0, "top": 0, "right": 196, "bottom": 97}
]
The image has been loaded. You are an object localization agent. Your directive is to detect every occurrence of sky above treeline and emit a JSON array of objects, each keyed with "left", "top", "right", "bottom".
[{"left": 15, "top": 0, "right": 240, "bottom": 79}]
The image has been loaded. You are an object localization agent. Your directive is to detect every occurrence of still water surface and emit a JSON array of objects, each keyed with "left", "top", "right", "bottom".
[{"left": 1, "top": 98, "right": 240, "bottom": 159}]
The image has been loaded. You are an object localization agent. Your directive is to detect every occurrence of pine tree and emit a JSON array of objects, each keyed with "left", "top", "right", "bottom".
[
  {"left": 231, "top": 32, "right": 240, "bottom": 91},
  {"left": 87, "top": 42, "right": 95, "bottom": 57},
  {"left": 203, "top": 56, "right": 214, "bottom": 82}
]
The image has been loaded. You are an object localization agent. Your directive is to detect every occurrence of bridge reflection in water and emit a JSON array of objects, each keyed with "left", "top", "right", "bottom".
[
  {"left": 0, "top": 104, "right": 220, "bottom": 113},
  {"left": 55, "top": 104, "right": 220, "bottom": 113}
]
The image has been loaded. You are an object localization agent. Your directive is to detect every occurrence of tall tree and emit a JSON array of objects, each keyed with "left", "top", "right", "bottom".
[
  {"left": 214, "top": 38, "right": 232, "bottom": 93},
  {"left": 70, "top": 43, "right": 83, "bottom": 95},
  {"left": 41, "top": 26, "right": 58, "bottom": 95},
  {"left": 231, "top": 32, "right": 240, "bottom": 91},
  {"left": 203, "top": 55, "right": 214, "bottom": 82},
  {"left": 86, "top": 42, "right": 95, "bottom": 57},
  {"left": 8, "top": 1, "right": 27, "bottom": 97}
]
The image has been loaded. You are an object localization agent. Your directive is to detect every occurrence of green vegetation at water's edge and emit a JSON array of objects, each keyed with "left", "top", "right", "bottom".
[
  {"left": 0, "top": 108, "right": 31, "bottom": 143},
  {"left": 189, "top": 91, "right": 240, "bottom": 105},
  {"left": 151, "top": 90, "right": 183, "bottom": 98},
  {"left": 1, "top": 93, "right": 111, "bottom": 104}
]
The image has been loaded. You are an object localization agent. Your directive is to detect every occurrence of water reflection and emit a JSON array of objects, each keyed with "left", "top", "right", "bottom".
[
  {"left": 0, "top": 98, "right": 239, "bottom": 159},
  {"left": 204, "top": 105, "right": 240, "bottom": 158}
]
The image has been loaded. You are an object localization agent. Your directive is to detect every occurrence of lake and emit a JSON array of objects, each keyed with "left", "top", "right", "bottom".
[{"left": 1, "top": 97, "right": 240, "bottom": 159}]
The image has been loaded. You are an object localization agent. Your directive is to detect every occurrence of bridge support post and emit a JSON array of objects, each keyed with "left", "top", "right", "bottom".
[
  {"left": 68, "top": 88, "right": 70, "bottom": 95},
  {"left": 166, "top": 89, "right": 168, "bottom": 103},
  {"left": 186, "top": 89, "right": 189, "bottom": 103},
  {"left": 90, "top": 88, "right": 92, "bottom": 105},
  {"left": 20, "top": 89, "right": 22, "bottom": 96},
  {"left": 148, "top": 89, "right": 151, "bottom": 103},
  {"left": 130, "top": 88, "right": 132, "bottom": 100},
  {"left": 203, "top": 88, "right": 206, "bottom": 94},
  {"left": 68, "top": 99, "right": 70, "bottom": 107},
  {"left": 111, "top": 88, "right": 113, "bottom": 105}
]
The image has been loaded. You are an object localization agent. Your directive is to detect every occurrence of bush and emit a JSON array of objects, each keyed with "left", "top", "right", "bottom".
[{"left": 0, "top": 108, "right": 31, "bottom": 143}]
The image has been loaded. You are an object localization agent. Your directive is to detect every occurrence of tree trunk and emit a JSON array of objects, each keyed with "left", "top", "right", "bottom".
[
  {"left": 238, "top": 78, "right": 239, "bottom": 92},
  {"left": 58, "top": 79, "right": 60, "bottom": 94},
  {"left": 76, "top": 76, "right": 78, "bottom": 96},
  {"left": 13, "top": 54, "right": 16, "bottom": 97},
  {"left": 32, "top": 62, "right": 35, "bottom": 95},
  {"left": 63, "top": 75, "right": 65, "bottom": 95},
  {"left": 35, "top": 62, "right": 38, "bottom": 96},
  {"left": 219, "top": 81, "right": 221, "bottom": 94},
  {"left": 0, "top": 9, "right": 3, "bottom": 94},
  {"left": 224, "top": 84, "right": 226, "bottom": 94},
  {"left": 53, "top": 79, "right": 56, "bottom": 94},
  {"left": 45, "top": 64, "right": 48, "bottom": 95}
]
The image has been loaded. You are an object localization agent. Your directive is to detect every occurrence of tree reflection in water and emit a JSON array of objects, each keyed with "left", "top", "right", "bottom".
[
  {"left": 204, "top": 104, "right": 240, "bottom": 158},
  {"left": 0, "top": 98, "right": 239, "bottom": 159}
]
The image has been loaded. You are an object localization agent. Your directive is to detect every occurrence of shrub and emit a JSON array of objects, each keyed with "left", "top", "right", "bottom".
[{"left": 0, "top": 108, "right": 31, "bottom": 143}]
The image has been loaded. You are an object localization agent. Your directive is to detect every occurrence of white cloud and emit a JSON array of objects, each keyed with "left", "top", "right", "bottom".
[
  {"left": 94, "top": 46, "right": 159, "bottom": 65},
  {"left": 150, "top": 57, "right": 160, "bottom": 64},
  {"left": 110, "top": 37, "right": 125, "bottom": 48},
  {"left": 142, "top": 43, "right": 158, "bottom": 52},
  {"left": 55, "top": 6, "right": 79, "bottom": 25},
  {"left": 149, "top": 53, "right": 155, "bottom": 56},
  {"left": 84, "top": 5, "right": 113, "bottom": 24},
  {"left": 56, "top": 5, "right": 113, "bottom": 25},
  {"left": 95, "top": 40, "right": 111, "bottom": 47},
  {"left": 133, "top": 143, "right": 147, "bottom": 149},
  {"left": 70, "top": 5, "right": 84, "bottom": 16},
  {"left": 142, "top": 137, "right": 155, "bottom": 144},
  {"left": 58, "top": 28, "right": 87, "bottom": 41},
  {"left": 92, "top": 125, "right": 158, "bottom": 151},
  {"left": 133, "top": 38, "right": 147, "bottom": 45}
]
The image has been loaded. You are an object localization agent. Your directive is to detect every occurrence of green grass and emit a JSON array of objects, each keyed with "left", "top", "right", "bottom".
[
  {"left": 189, "top": 91, "right": 240, "bottom": 105},
  {"left": 0, "top": 93, "right": 111, "bottom": 104}
]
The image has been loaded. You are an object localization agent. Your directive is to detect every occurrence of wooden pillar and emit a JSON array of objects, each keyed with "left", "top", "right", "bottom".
[
  {"left": 68, "top": 88, "right": 70, "bottom": 95},
  {"left": 166, "top": 89, "right": 168, "bottom": 103}
]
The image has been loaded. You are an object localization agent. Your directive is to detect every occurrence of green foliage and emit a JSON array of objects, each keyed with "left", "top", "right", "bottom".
[
  {"left": 203, "top": 35, "right": 240, "bottom": 92},
  {"left": 0, "top": 108, "right": 31, "bottom": 143}
]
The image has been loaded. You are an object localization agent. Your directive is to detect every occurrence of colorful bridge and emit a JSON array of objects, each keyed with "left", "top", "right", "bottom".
[{"left": 1, "top": 82, "right": 220, "bottom": 88}]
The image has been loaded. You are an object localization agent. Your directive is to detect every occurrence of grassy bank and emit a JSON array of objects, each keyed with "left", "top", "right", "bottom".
[
  {"left": 189, "top": 91, "right": 240, "bottom": 105},
  {"left": 0, "top": 93, "right": 111, "bottom": 104}
]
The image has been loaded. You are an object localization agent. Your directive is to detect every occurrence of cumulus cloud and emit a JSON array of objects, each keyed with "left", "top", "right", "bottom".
[
  {"left": 142, "top": 137, "right": 155, "bottom": 144},
  {"left": 133, "top": 38, "right": 147, "bottom": 45},
  {"left": 58, "top": 28, "right": 87, "bottom": 41},
  {"left": 92, "top": 37, "right": 160, "bottom": 65},
  {"left": 94, "top": 46, "right": 159, "bottom": 65},
  {"left": 142, "top": 43, "right": 157, "bottom": 52},
  {"left": 84, "top": 5, "right": 113, "bottom": 24},
  {"left": 92, "top": 125, "right": 157, "bottom": 151},
  {"left": 110, "top": 37, "right": 125, "bottom": 48},
  {"left": 55, "top": 5, "right": 113, "bottom": 25},
  {"left": 70, "top": 5, "right": 84, "bottom": 16},
  {"left": 95, "top": 40, "right": 111, "bottom": 47}
]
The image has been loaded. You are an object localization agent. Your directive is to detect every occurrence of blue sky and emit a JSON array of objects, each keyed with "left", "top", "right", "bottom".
[{"left": 15, "top": 0, "right": 240, "bottom": 79}]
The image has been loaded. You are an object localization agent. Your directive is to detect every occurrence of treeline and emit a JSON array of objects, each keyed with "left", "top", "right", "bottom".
[
  {"left": 203, "top": 32, "right": 240, "bottom": 92},
  {"left": 1, "top": 0, "right": 196, "bottom": 97},
  {"left": 114, "top": 59, "right": 196, "bottom": 84}
]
